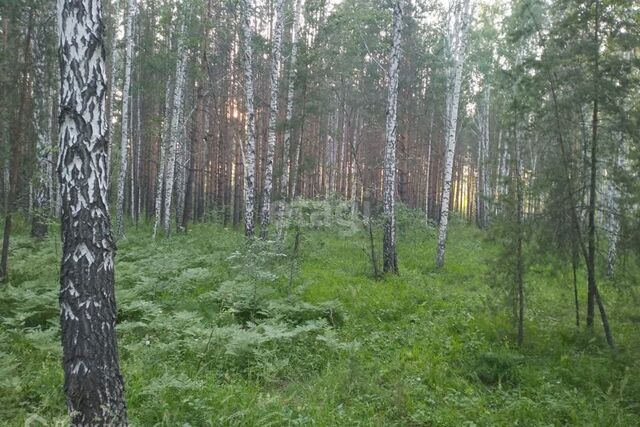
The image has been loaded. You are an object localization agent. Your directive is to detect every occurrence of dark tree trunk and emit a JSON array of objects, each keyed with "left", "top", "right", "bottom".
[{"left": 1, "top": 11, "right": 32, "bottom": 282}]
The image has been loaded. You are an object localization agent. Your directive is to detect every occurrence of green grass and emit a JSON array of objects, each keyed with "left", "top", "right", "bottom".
[{"left": 1, "top": 217, "right": 639, "bottom": 426}]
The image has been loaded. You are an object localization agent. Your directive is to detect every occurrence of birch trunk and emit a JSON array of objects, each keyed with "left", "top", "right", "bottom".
[
  {"left": 275, "top": 0, "right": 303, "bottom": 240},
  {"left": 152, "top": 79, "right": 173, "bottom": 239},
  {"left": 382, "top": 0, "right": 403, "bottom": 274},
  {"left": 134, "top": 89, "right": 142, "bottom": 224},
  {"left": 242, "top": 0, "right": 257, "bottom": 238},
  {"left": 106, "top": 0, "right": 119, "bottom": 189},
  {"left": 436, "top": 0, "right": 471, "bottom": 268},
  {"left": 163, "top": 24, "right": 188, "bottom": 236},
  {"left": 260, "top": 0, "right": 286, "bottom": 239},
  {"left": 115, "top": 0, "right": 136, "bottom": 238},
  {"left": 175, "top": 107, "right": 188, "bottom": 231},
  {"left": 476, "top": 86, "right": 490, "bottom": 228},
  {"left": 57, "top": 0, "right": 128, "bottom": 422},
  {"left": 31, "top": 23, "right": 52, "bottom": 238}
]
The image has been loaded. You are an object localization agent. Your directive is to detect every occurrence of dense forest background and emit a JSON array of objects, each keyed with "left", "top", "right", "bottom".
[{"left": 1, "top": 0, "right": 639, "bottom": 424}]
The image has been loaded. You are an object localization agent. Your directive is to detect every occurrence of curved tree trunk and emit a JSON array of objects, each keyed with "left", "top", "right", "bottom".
[
  {"left": 57, "top": 0, "right": 128, "bottom": 423},
  {"left": 436, "top": 0, "right": 471, "bottom": 268}
]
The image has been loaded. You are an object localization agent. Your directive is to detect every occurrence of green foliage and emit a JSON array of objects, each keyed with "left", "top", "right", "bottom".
[
  {"left": 0, "top": 220, "right": 638, "bottom": 425},
  {"left": 473, "top": 349, "right": 524, "bottom": 387}
]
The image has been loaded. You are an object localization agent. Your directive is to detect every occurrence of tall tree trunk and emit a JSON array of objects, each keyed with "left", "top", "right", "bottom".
[
  {"left": 1, "top": 11, "right": 32, "bottom": 282},
  {"left": 175, "top": 108, "right": 187, "bottom": 231},
  {"left": 135, "top": 89, "right": 142, "bottom": 225},
  {"left": 106, "top": 0, "right": 120, "bottom": 189},
  {"left": 31, "top": 21, "right": 52, "bottom": 238},
  {"left": 477, "top": 86, "right": 490, "bottom": 228},
  {"left": 275, "top": 0, "right": 301, "bottom": 238},
  {"left": 163, "top": 23, "right": 187, "bottom": 236},
  {"left": 152, "top": 79, "right": 172, "bottom": 239},
  {"left": 436, "top": 0, "right": 470, "bottom": 268},
  {"left": 241, "top": 0, "right": 257, "bottom": 238},
  {"left": 57, "top": 0, "right": 128, "bottom": 422},
  {"left": 424, "top": 109, "right": 434, "bottom": 222},
  {"left": 586, "top": 0, "right": 614, "bottom": 348},
  {"left": 260, "top": 0, "right": 285, "bottom": 239},
  {"left": 514, "top": 127, "right": 525, "bottom": 346},
  {"left": 382, "top": 0, "right": 403, "bottom": 274},
  {"left": 115, "top": 0, "right": 136, "bottom": 238}
]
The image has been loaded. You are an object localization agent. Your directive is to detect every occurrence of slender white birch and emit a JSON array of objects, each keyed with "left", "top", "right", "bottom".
[
  {"left": 106, "top": 0, "right": 120, "bottom": 188},
  {"left": 115, "top": 0, "right": 136, "bottom": 238},
  {"left": 259, "top": 0, "right": 286, "bottom": 239},
  {"left": 57, "top": 0, "right": 127, "bottom": 422},
  {"left": 175, "top": 107, "right": 187, "bottom": 229},
  {"left": 152, "top": 79, "right": 173, "bottom": 239},
  {"left": 382, "top": 0, "right": 403, "bottom": 274},
  {"left": 476, "top": 86, "right": 490, "bottom": 228},
  {"left": 276, "top": 0, "right": 303, "bottom": 239},
  {"left": 436, "top": 0, "right": 471, "bottom": 268},
  {"left": 134, "top": 89, "right": 142, "bottom": 223},
  {"left": 163, "top": 23, "right": 188, "bottom": 236},
  {"left": 31, "top": 23, "right": 52, "bottom": 238},
  {"left": 241, "top": 0, "right": 257, "bottom": 237}
]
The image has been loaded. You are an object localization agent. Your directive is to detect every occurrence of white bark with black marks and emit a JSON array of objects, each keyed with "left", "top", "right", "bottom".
[
  {"left": 276, "top": 0, "right": 302, "bottom": 239},
  {"left": 260, "top": 0, "right": 285, "bottom": 239},
  {"left": 163, "top": 23, "right": 187, "bottom": 236},
  {"left": 242, "top": 0, "right": 257, "bottom": 238},
  {"left": 153, "top": 79, "right": 173, "bottom": 239},
  {"left": 476, "top": 86, "right": 490, "bottom": 228},
  {"left": 57, "top": 0, "right": 128, "bottom": 423},
  {"left": 31, "top": 22, "right": 52, "bottom": 238},
  {"left": 115, "top": 0, "right": 136, "bottom": 238},
  {"left": 382, "top": 0, "right": 403, "bottom": 274},
  {"left": 436, "top": 0, "right": 471, "bottom": 268}
]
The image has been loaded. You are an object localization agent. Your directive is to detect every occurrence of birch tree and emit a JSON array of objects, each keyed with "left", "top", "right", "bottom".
[
  {"left": 106, "top": 0, "right": 120, "bottom": 188},
  {"left": 382, "top": 0, "right": 403, "bottom": 274},
  {"left": 259, "top": 0, "right": 286, "bottom": 239},
  {"left": 57, "top": 0, "right": 128, "bottom": 422},
  {"left": 241, "top": 0, "right": 257, "bottom": 238},
  {"left": 476, "top": 86, "right": 490, "bottom": 228},
  {"left": 436, "top": 0, "right": 471, "bottom": 268},
  {"left": 276, "top": 0, "right": 302, "bottom": 239},
  {"left": 163, "top": 23, "right": 188, "bottom": 236},
  {"left": 152, "top": 79, "right": 173, "bottom": 239},
  {"left": 115, "top": 0, "right": 136, "bottom": 238},
  {"left": 31, "top": 21, "right": 53, "bottom": 239}
]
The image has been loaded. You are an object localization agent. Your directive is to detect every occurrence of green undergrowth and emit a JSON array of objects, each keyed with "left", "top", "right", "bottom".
[{"left": 1, "top": 216, "right": 639, "bottom": 426}]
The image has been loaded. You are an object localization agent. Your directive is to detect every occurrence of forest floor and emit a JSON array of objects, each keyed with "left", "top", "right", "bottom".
[{"left": 1, "top": 216, "right": 639, "bottom": 426}]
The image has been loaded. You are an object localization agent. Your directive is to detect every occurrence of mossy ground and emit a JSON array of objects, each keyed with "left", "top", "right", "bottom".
[{"left": 1, "top": 217, "right": 638, "bottom": 426}]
